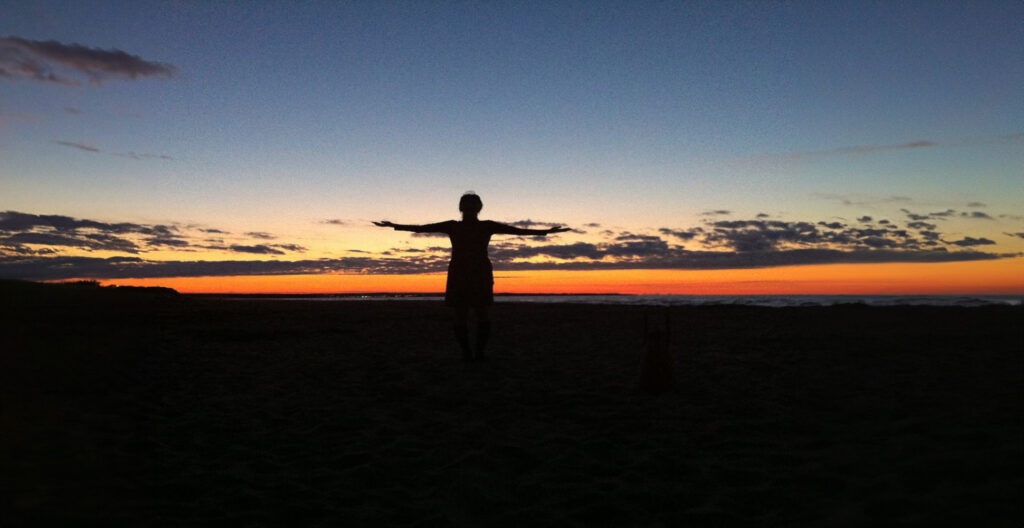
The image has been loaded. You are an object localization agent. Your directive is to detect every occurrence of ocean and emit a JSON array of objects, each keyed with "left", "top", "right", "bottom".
[{"left": 201, "top": 293, "right": 1023, "bottom": 307}]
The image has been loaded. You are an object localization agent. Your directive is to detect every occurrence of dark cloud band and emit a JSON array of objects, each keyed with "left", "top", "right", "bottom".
[
  {"left": 0, "top": 248, "right": 1012, "bottom": 281},
  {"left": 1, "top": 36, "right": 178, "bottom": 86}
]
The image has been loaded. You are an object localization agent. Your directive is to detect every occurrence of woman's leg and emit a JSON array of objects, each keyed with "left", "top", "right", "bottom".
[
  {"left": 474, "top": 304, "right": 491, "bottom": 359},
  {"left": 452, "top": 304, "right": 471, "bottom": 360}
]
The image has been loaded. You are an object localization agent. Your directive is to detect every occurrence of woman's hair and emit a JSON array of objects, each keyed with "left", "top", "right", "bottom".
[{"left": 459, "top": 192, "right": 483, "bottom": 214}]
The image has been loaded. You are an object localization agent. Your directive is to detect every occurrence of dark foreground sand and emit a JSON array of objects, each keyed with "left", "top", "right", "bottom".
[{"left": 2, "top": 289, "right": 1022, "bottom": 526}]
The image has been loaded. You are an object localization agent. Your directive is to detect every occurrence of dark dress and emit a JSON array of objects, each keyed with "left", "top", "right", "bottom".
[{"left": 428, "top": 220, "right": 520, "bottom": 307}]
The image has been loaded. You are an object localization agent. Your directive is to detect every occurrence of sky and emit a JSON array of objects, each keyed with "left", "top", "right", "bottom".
[{"left": 2, "top": 1, "right": 1022, "bottom": 294}]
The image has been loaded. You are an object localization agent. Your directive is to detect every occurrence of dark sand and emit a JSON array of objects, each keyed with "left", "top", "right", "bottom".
[{"left": 2, "top": 287, "right": 1022, "bottom": 526}]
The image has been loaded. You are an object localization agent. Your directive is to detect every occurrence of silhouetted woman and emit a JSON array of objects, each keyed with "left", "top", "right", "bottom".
[{"left": 374, "top": 192, "right": 569, "bottom": 360}]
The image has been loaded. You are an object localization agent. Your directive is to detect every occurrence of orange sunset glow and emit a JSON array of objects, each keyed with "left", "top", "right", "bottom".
[{"left": 103, "top": 258, "right": 1024, "bottom": 295}]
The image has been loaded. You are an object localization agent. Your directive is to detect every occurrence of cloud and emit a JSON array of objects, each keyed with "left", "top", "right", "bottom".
[
  {"left": 0, "top": 210, "right": 148, "bottom": 233},
  {"left": 815, "top": 194, "right": 912, "bottom": 207},
  {"left": 947, "top": 237, "right": 995, "bottom": 247},
  {"left": 54, "top": 140, "right": 100, "bottom": 152},
  {"left": 114, "top": 151, "right": 173, "bottom": 160},
  {"left": 1, "top": 231, "right": 140, "bottom": 253},
  {"left": 1006, "top": 232, "right": 1024, "bottom": 239},
  {"left": 658, "top": 227, "right": 703, "bottom": 241},
  {"left": 229, "top": 244, "right": 284, "bottom": 255},
  {"left": 902, "top": 208, "right": 960, "bottom": 221},
  {"left": 53, "top": 139, "right": 171, "bottom": 160},
  {"left": 321, "top": 219, "right": 347, "bottom": 225},
  {"left": 779, "top": 141, "right": 936, "bottom": 161},
  {"left": 64, "top": 106, "right": 83, "bottom": 115},
  {"left": 0, "top": 36, "right": 178, "bottom": 86},
  {"left": 704, "top": 220, "right": 825, "bottom": 252},
  {"left": 614, "top": 232, "right": 664, "bottom": 242},
  {"left": 492, "top": 242, "right": 606, "bottom": 260},
  {"left": 245, "top": 231, "right": 275, "bottom": 240},
  {"left": 686, "top": 215, "right": 1008, "bottom": 254},
  {"left": 841, "top": 140, "right": 936, "bottom": 153},
  {"left": 901, "top": 209, "right": 928, "bottom": 221},
  {"left": 272, "top": 243, "right": 307, "bottom": 253},
  {"left": 0, "top": 210, "right": 305, "bottom": 258},
  {"left": 967, "top": 202, "right": 986, "bottom": 208},
  {"left": 857, "top": 216, "right": 872, "bottom": 223},
  {"left": 2, "top": 210, "right": 1016, "bottom": 281},
  {"left": 961, "top": 211, "right": 993, "bottom": 220},
  {"left": 0, "top": 111, "right": 35, "bottom": 127},
  {"left": 0, "top": 254, "right": 451, "bottom": 280},
  {"left": 508, "top": 219, "right": 546, "bottom": 228},
  {"left": 0, "top": 243, "right": 57, "bottom": 256},
  {"left": 144, "top": 234, "right": 192, "bottom": 247},
  {"left": 700, "top": 210, "right": 731, "bottom": 216}
]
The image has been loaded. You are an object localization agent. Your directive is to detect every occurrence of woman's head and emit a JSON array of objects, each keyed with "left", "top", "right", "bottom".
[{"left": 459, "top": 192, "right": 483, "bottom": 215}]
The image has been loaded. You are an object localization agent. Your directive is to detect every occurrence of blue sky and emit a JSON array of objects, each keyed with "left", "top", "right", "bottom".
[{"left": 1, "top": 1, "right": 1022, "bottom": 286}]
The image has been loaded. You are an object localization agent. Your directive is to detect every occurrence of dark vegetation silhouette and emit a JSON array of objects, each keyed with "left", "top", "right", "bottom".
[
  {"left": 0, "top": 278, "right": 177, "bottom": 308},
  {"left": 375, "top": 192, "right": 570, "bottom": 360}
]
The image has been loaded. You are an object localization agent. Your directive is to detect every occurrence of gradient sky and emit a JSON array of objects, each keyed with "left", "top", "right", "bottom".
[{"left": 2, "top": 1, "right": 1023, "bottom": 293}]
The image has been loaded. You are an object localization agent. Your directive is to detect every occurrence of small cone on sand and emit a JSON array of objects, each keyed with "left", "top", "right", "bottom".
[{"left": 638, "top": 308, "right": 674, "bottom": 394}]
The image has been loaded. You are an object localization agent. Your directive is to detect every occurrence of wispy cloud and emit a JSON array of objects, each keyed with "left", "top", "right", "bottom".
[
  {"left": 750, "top": 132, "right": 1023, "bottom": 163},
  {"left": 0, "top": 36, "right": 178, "bottom": 86},
  {"left": 115, "top": 151, "right": 174, "bottom": 159},
  {"left": 747, "top": 140, "right": 936, "bottom": 163},
  {"left": 815, "top": 193, "right": 912, "bottom": 207},
  {"left": 0, "top": 111, "right": 35, "bottom": 127},
  {"left": 54, "top": 140, "right": 100, "bottom": 152},
  {"left": 832, "top": 140, "right": 936, "bottom": 154},
  {"left": 53, "top": 139, "right": 171, "bottom": 160},
  {"left": 901, "top": 208, "right": 959, "bottom": 221}
]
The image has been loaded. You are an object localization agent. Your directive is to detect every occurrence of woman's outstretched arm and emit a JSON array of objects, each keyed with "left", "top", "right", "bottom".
[
  {"left": 373, "top": 220, "right": 453, "bottom": 234},
  {"left": 487, "top": 221, "right": 571, "bottom": 236}
]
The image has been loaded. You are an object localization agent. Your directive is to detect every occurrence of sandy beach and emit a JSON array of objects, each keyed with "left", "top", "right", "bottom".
[{"left": 2, "top": 287, "right": 1021, "bottom": 526}]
